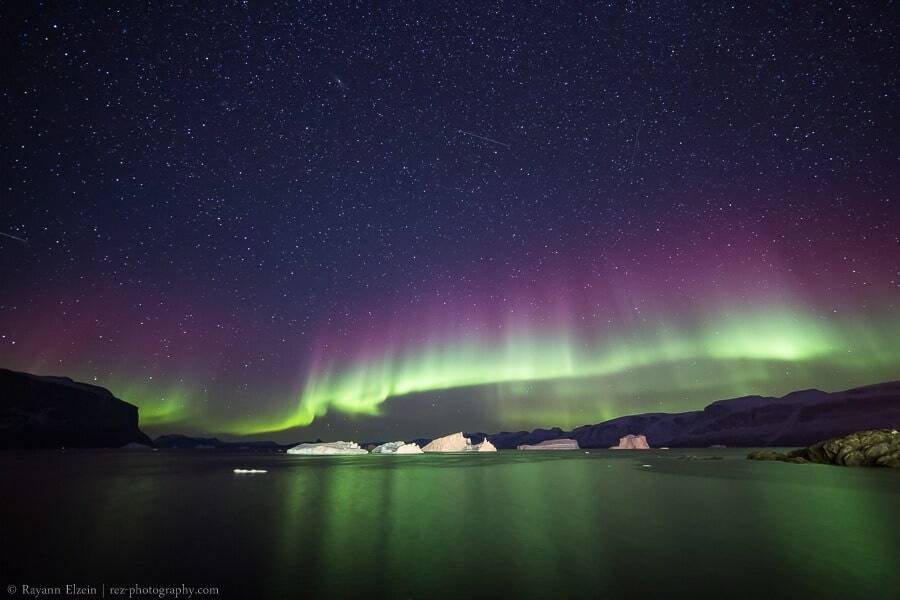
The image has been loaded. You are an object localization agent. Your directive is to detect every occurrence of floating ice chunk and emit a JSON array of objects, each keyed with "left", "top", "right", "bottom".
[
  {"left": 518, "top": 439, "right": 580, "bottom": 450},
  {"left": 421, "top": 432, "right": 498, "bottom": 453},
  {"left": 286, "top": 441, "right": 368, "bottom": 455},
  {"left": 371, "top": 441, "right": 424, "bottom": 454},
  {"left": 119, "top": 442, "right": 154, "bottom": 451},
  {"left": 467, "top": 437, "right": 497, "bottom": 452},
  {"left": 422, "top": 432, "right": 470, "bottom": 452},
  {"left": 610, "top": 434, "right": 651, "bottom": 449}
]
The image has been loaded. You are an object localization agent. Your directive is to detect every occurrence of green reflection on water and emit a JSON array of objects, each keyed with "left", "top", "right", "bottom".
[
  {"left": 2, "top": 452, "right": 898, "bottom": 599},
  {"left": 752, "top": 462, "right": 898, "bottom": 596}
]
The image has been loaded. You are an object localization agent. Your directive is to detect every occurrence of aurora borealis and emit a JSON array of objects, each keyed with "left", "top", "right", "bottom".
[
  {"left": 232, "top": 304, "right": 900, "bottom": 436},
  {"left": 1, "top": 2, "right": 898, "bottom": 442}
]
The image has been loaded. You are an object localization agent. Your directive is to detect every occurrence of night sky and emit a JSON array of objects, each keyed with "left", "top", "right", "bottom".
[{"left": 1, "top": 2, "right": 897, "bottom": 441}]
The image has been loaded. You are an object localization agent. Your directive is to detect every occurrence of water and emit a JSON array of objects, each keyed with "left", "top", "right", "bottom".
[{"left": 2, "top": 450, "right": 898, "bottom": 599}]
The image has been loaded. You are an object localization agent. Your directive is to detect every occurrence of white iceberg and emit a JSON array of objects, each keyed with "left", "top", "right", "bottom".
[
  {"left": 518, "top": 438, "right": 580, "bottom": 451},
  {"left": 610, "top": 434, "right": 650, "bottom": 449},
  {"left": 286, "top": 441, "right": 368, "bottom": 455},
  {"left": 467, "top": 437, "right": 497, "bottom": 452},
  {"left": 422, "top": 432, "right": 470, "bottom": 452},
  {"left": 119, "top": 442, "right": 154, "bottom": 451},
  {"left": 422, "top": 432, "right": 497, "bottom": 452},
  {"left": 371, "top": 441, "right": 424, "bottom": 454}
]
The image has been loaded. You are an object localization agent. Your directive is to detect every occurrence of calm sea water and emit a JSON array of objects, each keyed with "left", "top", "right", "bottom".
[{"left": 2, "top": 449, "right": 898, "bottom": 599}]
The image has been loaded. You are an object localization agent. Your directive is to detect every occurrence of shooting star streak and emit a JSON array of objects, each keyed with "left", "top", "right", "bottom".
[
  {"left": 629, "top": 121, "right": 642, "bottom": 169},
  {"left": 458, "top": 130, "right": 511, "bottom": 148},
  {"left": 0, "top": 232, "right": 28, "bottom": 243}
]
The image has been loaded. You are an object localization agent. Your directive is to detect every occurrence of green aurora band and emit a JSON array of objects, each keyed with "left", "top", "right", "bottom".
[
  {"left": 211, "top": 306, "right": 900, "bottom": 435},
  {"left": 104, "top": 379, "right": 198, "bottom": 428}
]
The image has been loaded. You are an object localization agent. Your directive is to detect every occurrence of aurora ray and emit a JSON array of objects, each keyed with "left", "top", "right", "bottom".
[{"left": 223, "top": 305, "right": 900, "bottom": 435}]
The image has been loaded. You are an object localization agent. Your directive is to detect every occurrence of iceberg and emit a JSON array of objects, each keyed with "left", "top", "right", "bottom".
[
  {"left": 610, "top": 434, "right": 651, "bottom": 449},
  {"left": 518, "top": 438, "right": 580, "bottom": 451},
  {"left": 119, "top": 442, "right": 154, "bottom": 451},
  {"left": 467, "top": 437, "right": 497, "bottom": 452},
  {"left": 371, "top": 441, "right": 424, "bottom": 454},
  {"left": 422, "top": 432, "right": 498, "bottom": 452},
  {"left": 286, "top": 441, "right": 368, "bottom": 455},
  {"left": 422, "top": 432, "right": 471, "bottom": 452}
]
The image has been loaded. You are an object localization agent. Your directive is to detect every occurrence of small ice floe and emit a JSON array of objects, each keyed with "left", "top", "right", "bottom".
[
  {"left": 233, "top": 468, "right": 267, "bottom": 474},
  {"left": 518, "top": 439, "right": 579, "bottom": 451}
]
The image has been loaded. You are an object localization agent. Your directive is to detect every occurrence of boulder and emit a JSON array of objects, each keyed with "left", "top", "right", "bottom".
[
  {"left": 286, "top": 441, "right": 368, "bottom": 455},
  {"left": 790, "top": 429, "right": 899, "bottom": 467},
  {"left": 747, "top": 429, "right": 899, "bottom": 467},
  {"left": 746, "top": 450, "right": 789, "bottom": 461},
  {"left": 610, "top": 434, "right": 650, "bottom": 449},
  {"left": 371, "top": 441, "right": 424, "bottom": 454},
  {"left": 518, "top": 438, "right": 580, "bottom": 450}
]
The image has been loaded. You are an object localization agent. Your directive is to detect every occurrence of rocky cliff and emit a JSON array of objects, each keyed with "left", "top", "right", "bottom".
[{"left": 0, "top": 368, "right": 152, "bottom": 448}]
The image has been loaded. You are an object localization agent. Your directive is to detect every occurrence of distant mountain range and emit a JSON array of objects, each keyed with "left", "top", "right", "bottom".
[
  {"left": 1, "top": 366, "right": 898, "bottom": 449},
  {"left": 474, "top": 381, "right": 900, "bottom": 449},
  {"left": 153, "top": 434, "right": 285, "bottom": 451}
]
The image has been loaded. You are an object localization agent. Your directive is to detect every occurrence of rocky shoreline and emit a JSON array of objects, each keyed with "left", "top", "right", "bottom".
[{"left": 748, "top": 429, "right": 899, "bottom": 467}]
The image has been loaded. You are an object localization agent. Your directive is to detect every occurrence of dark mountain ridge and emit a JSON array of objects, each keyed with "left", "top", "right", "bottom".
[
  {"left": 154, "top": 434, "right": 284, "bottom": 450},
  {"left": 3, "top": 367, "right": 897, "bottom": 450},
  {"left": 0, "top": 368, "right": 152, "bottom": 448},
  {"left": 480, "top": 381, "right": 900, "bottom": 449}
]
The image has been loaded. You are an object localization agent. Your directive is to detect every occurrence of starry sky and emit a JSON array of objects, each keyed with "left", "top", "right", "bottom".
[{"left": 1, "top": 2, "right": 898, "bottom": 442}]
